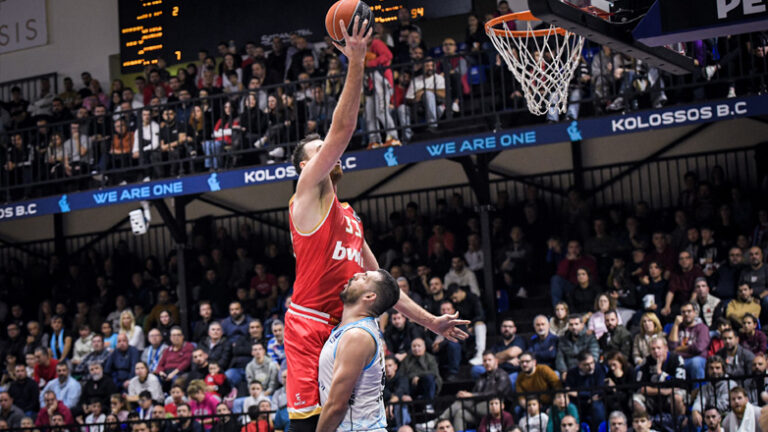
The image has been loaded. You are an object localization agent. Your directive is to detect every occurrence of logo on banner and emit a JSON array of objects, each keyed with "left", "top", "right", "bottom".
[
  {"left": 567, "top": 121, "right": 582, "bottom": 141},
  {"left": 207, "top": 173, "right": 221, "bottom": 191},
  {"left": 384, "top": 147, "right": 398, "bottom": 167},
  {"left": 58, "top": 195, "right": 70, "bottom": 213}
]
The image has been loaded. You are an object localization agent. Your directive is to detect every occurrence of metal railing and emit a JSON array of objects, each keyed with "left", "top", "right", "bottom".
[
  {"left": 0, "top": 73, "right": 58, "bottom": 107},
  {"left": 0, "top": 145, "right": 758, "bottom": 269},
  {"left": 1, "top": 33, "right": 766, "bottom": 202}
]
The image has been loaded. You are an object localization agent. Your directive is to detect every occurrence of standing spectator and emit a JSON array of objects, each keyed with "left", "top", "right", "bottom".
[
  {"left": 717, "top": 328, "right": 756, "bottom": 377},
  {"left": 529, "top": 315, "right": 558, "bottom": 369},
  {"left": 363, "top": 37, "right": 400, "bottom": 148},
  {"left": 8, "top": 364, "right": 38, "bottom": 415},
  {"left": 132, "top": 108, "right": 162, "bottom": 181},
  {"left": 437, "top": 38, "right": 468, "bottom": 114},
  {"left": 437, "top": 351, "right": 511, "bottom": 431},
  {"left": 556, "top": 315, "right": 599, "bottom": 377},
  {"left": 668, "top": 302, "right": 710, "bottom": 384},
  {"left": 35, "top": 391, "right": 73, "bottom": 426},
  {"left": 401, "top": 338, "right": 441, "bottom": 402},
  {"left": 449, "top": 286, "right": 486, "bottom": 365},
  {"left": 104, "top": 333, "right": 139, "bottom": 389},
  {"left": 550, "top": 241, "right": 598, "bottom": 308},
  {"left": 39, "top": 363, "right": 80, "bottom": 409},
  {"left": 155, "top": 326, "right": 194, "bottom": 386}
]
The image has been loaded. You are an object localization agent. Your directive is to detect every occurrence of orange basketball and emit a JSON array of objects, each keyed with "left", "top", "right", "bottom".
[{"left": 325, "top": 0, "right": 374, "bottom": 45}]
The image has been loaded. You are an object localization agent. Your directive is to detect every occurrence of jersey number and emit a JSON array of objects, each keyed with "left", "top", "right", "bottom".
[{"left": 344, "top": 216, "right": 362, "bottom": 238}]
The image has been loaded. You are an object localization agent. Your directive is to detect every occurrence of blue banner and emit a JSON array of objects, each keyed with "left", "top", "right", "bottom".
[{"left": 1, "top": 95, "right": 766, "bottom": 222}]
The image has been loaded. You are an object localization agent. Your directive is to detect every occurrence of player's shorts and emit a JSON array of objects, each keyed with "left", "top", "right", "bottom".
[{"left": 284, "top": 303, "right": 339, "bottom": 420}]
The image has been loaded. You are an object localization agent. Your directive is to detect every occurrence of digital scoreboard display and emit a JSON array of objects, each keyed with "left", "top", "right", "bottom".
[{"left": 118, "top": 0, "right": 471, "bottom": 73}]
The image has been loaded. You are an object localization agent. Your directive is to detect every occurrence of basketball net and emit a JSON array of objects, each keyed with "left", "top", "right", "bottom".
[{"left": 486, "top": 13, "right": 585, "bottom": 116}]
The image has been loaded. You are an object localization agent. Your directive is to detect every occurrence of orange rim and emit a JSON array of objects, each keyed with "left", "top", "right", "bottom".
[{"left": 485, "top": 11, "right": 567, "bottom": 38}]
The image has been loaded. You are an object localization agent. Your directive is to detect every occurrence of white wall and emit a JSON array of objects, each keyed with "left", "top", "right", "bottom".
[{"left": 0, "top": 0, "right": 119, "bottom": 88}]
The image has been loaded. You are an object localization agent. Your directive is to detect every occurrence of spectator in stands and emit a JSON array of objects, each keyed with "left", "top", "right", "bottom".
[
  {"left": 401, "top": 337, "right": 441, "bottom": 402},
  {"left": 132, "top": 108, "right": 161, "bottom": 181},
  {"left": 480, "top": 319, "right": 525, "bottom": 381},
  {"left": 518, "top": 397, "right": 548, "bottom": 432},
  {"left": 363, "top": 35, "right": 400, "bottom": 148},
  {"left": 155, "top": 326, "right": 194, "bottom": 387},
  {"left": 692, "top": 277, "right": 722, "bottom": 328},
  {"left": 404, "top": 57, "right": 445, "bottom": 132},
  {"left": 564, "top": 351, "right": 606, "bottom": 430},
  {"left": 546, "top": 392, "right": 578, "bottom": 432},
  {"left": 422, "top": 277, "right": 447, "bottom": 317},
  {"left": 449, "top": 285, "right": 486, "bottom": 365},
  {"left": 741, "top": 246, "right": 768, "bottom": 302},
  {"left": 586, "top": 293, "right": 618, "bottom": 338},
  {"left": 716, "top": 247, "right": 747, "bottom": 300},
  {"left": 550, "top": 240, "right": 598, "bottom": 308},
  {"left": 119, "top": 310, "right": 145, "bottom": 351},
  {"left": 188, "top": 349, "right": 210, "bottom": 382},
  {"left": 8, "top": 364, "right": 38, "bottom": 415},
  {"left": 229, "top": 319, "right": 265, "bottom": 386},
  {"left": 71, "top": 325, "right": 94, "bottom": 373},
  {"left": 438, "top": 351, "right": 511, "bottom": 431},
  {"left": 550, "top": 302, "right": 569, "bottom": 337},
  {"left": 669, "top": 301, "right": 710, "bottom": 383},
  {"left": 36, "top": 390, "right": 74, "bottom": 426},
  {"left": 633, "top": 335, "right": 686, "bottom": 418},
  {"left": 598, "top": 310, "right": 632, "bottom": 359},
  {"left": 139, "top": 330, "right": 166, "bottom": 376},
  {"left": 48, "top": 315, "right": 72, "bottom": 362},
  {"left": 726, "top": 283, "right": 761, "bottom": 326},
  {"left": 559, "top": 415, "right": 579, "bottom": 432},
  {"left": 127, "top": 361, "right": 163, "bottom": 404},
  {"left": 529, "top": 315, "right": 558, "bottom": 369},
  {"left": 556, "top": 315, "right": 599, "bottom": 377},
  {"left": 199, "top": 321, "right": 232, "bottom": 375},
  {"left": 478, "top": 397, "right": 514, "bottom": 432},
  {"left": 173, "top": 403, "right": 203, "bottom": 432},
  {"left": 632, "top": 313, "right": 663, "bottom": 366},
  {"left": 246, "top": 343, "right": 279, "bottom": 395},
  {"left": 437, "top": 38, "right": 467, "bottom": 114},
  {"left": 717, "top": 328, "right": 755, "bottom": 377},
  {"left": 104, "top": 333, "right": 139, "bottom": 388},
  {"left": 34, "top": 347, "right": 58, "bottom": 388},
  {"left": 691, "top": 355, "right": 736, "bottom": 428},
  {"left": 384, "top": 356, "right": 411, "bottom": 429},
  {"left": 741, "top": 313, "right": 767, "bottom": 355},
  {"left": 145, "top": 290, "right": 180, "bottom": 333},
  {"left": 445, "top": 255, "right": 480, "bottom": 297},
  {"left": 516, "top": 351, "right": 561, "bottom": 408},
  {"left": 722, "top": 387, "right": 761, "bottom": 430},
  {"left": 266, "top": 320, "right": 284, "bottom": 366},
  {"left": 40, "top": 362, "right": 80, "bottom": 409},
  {"left": 644, "top": 232, "right": 677, "bottom": 280},
  {"left": 661, "top": 250, "right": 704, "bottom": 320},
  {"left": 702, "top": 406, "right": 724, "bottom": 432},
  {"left": 0, "top": 391, "right": 24, "bottom": 428},
  {"left": 431, "top": 301, "right": 463, "bottom": 379},
  {"left": 78, "top": 361, "right": 117, "bottom": 415}
]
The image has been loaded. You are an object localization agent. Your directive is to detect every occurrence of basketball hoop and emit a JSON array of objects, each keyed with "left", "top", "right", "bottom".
[{"left": 486, "top": 11, "right": 585, "bottom": 116}]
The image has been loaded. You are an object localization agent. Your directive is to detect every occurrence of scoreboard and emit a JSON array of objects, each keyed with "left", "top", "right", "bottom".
[{"left": 118, "top": 0, "right": 471, "bottom": 72}]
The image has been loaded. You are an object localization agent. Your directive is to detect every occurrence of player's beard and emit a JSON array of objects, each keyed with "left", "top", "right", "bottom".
[{"left": 330, "top": 165, "right": 343, "bottom": 184}]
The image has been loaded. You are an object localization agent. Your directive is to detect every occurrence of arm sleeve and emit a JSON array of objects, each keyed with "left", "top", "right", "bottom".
[
  {"left": 555, "top": 348, "right": 566, "bottom": 372},
  {"left": 688, "top": 326, "right": 710, "bottom": 356}
]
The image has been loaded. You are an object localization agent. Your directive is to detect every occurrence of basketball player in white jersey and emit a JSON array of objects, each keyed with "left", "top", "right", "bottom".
[{"left": 317, "top": 270, "right": 400, "bottom": 432}]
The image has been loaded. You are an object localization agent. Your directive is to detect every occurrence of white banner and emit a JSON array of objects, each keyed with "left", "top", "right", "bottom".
[{"left": 0, "top": 0, "right": 48, "bottom": 55}]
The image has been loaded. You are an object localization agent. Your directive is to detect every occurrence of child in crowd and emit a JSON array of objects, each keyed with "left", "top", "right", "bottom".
[
  {"left": 546, "top": 392, "right": 579, "bottom": 432},
  {"left": 478, "top": 397, "right": 515, "bottom": 432},
  {"left": 518, "top": 398, "right": 548, "bottom": 432},
  {"left": 631, "top": 410, "right": 658, "bottom": 432},
  {"left": 84, "top": 398, "right": 106, "bottom": 432},
  {"left": 137, "top": 391, "right": 154, "bottom": 420},
  {"left": 204, "top": 361, "right": 231, "bottom": 400},
  {"left": 243, "top": 381, "right": 271, "bottom": 422},
  {"left": 188, "top": 380, "right": 218, "bottom": 429}
]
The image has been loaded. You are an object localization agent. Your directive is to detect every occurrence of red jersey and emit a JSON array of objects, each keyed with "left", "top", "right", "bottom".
[{"left": 289, "top": 194, "right": 365, "bottom": 320}]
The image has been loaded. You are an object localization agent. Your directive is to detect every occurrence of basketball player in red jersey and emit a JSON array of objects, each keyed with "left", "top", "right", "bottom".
[{"left": 286, "top": 17, "right": 469, "bottom": 432}]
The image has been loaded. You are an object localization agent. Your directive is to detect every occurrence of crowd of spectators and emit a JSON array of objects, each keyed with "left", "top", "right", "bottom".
[
  {"left": 1, "top": 2, "right": 766, "bottom": 200},
  {"left": 0, "top": 158, "right": 764, "bottom": 432}
]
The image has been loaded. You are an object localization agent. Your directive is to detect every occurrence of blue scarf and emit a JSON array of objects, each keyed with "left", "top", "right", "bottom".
[
  {"left": 50, "top": 330, "right": 65, "bottom": 359},
  {"left": 146, "top": 346, "right": 162, "bottom": 371}
]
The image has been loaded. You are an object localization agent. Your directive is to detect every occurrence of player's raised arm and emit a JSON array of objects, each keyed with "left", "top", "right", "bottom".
[
  {"left": 295, "top": 17, "right": 372, "bottom": 193},
  {"left": 317, "top": 329, "right": 376, "bottom": 432}
]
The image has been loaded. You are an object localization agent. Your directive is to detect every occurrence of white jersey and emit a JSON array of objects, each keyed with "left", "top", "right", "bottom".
[{"left": 318, "top": 317, "right": 387, "bottom": 432}]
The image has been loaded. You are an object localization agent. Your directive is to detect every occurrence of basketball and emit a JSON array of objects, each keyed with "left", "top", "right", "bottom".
[{"left": 325, "top": 0, "right": 374, "bottom": 45}]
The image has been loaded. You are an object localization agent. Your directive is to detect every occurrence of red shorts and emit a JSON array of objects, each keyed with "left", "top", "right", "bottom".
[{"left": 284, "top": 303, "right": 339, "bottom": 420}]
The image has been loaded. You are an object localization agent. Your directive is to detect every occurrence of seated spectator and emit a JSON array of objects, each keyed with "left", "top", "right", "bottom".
[
  {"left": 722, "top": 387, "right": 761, "bottom": 430},
  {"left": 708, "top": 317, "right": 733, "bottom": 357},
  {"left": 702, "top": 406, "right": 723, "bottom": 432},
  {"left": 445, "top": 255, "right": 480, "bottom": 297},
  {"left": 229, "top": 319, "right": 266, "bottom": 387},
  {"left": 431, "top": 301, "right": 464, "bottom": 379},
  {"left": 744, "top": 352, "right": 768, "bottom": 405},
  {"left": 438, "top": 350, "right": 510, "bottom": 430},
  {"left": 604, "top": 351, "right": 633, "bottom": 414},
  {"left": 0, "top": 391, "right": 24, "bottom": 428},
  {"left": 716, "top": 247, "right": 747, "bottom": 300},
  {"left": 727, "top": 284, "right": 762, "bottom": 327},
  {"left": 200, "top": 321, "right": 232, "bottom": 373},
  {"left": 384, "top": 356, "right": 411, "bottom": 429},
  {"left": 559, "top": 415, "right": 579, "bottom": 432},
  {"left": 449, "top": 285, "right": 486, "bottom": 365},
  {"left": 172, "top": 403, "right": 203, "bottom": 432},
  {"left": 588, "top": 294, "right": 622, "bottom": 339},
  {"left": 516, "top": 351, "right": 561, "bottom": 409},
  {"left": 529, "top": 315, "right": 558, "bottom": 369},
  {"left": 266, "top": 320, "right": 285, "bottom": 366},
  {"left": 638, "top": 261, "right": 668, "bottom": 318},
  {"left": 564, "top": 351, "right": 606, "bottom": 430},
  {"left": 555, "top": 315, "right": 599, "bottom": 377},
  {"left": 545, "top": 392, "right": 579, "bottom": 432},
  {"left": 245, "top": 343, "right": 279, "bottom": 396},
  {"left": 662, "top": 251, "right": 705, "bottom": 319},
  {"left": 141, "top": 329, "right": 168, "bottom": 375},
  {"left": 78, "top": 362, "right": 117, "bottom": 414},
  {"left": 48, "top": 315, "right": 73, "bottom": 362},
  {"left": 385, "top": 311, "right": 425, "bottom": 363},
  {"left": 669, "top": 302, "right": 710, "bottom": 384},
  {"left": 632, "top": 335, "right": 686, "bottom": 417},
  {"left": 8, "top": 364, "right": 38, "bottom": 415},
  {"left": 71, "top": 325, "right": 94, "bottom": 375},
  {"left": 108, "top": 394, "right": 129, "bottom": 421},
  {"left": 127, "top": 361, "right": 163, "bottom": 404},
  {"left": 691, "top": 355, "right": 737, "bottom": 428},
  {"left": 135, "top": 391, "right": 154, "bottom": 420},
  {"left": 400, "top": 338, "right": 441, "bottom": 402},
  {"left": 717, "top": 329, "right": 756, "bottom": 377},
  {"left": 163, "top": 384, "right": 186, "bottom": 417},
  {"left": 550, "top": 302, "right": 569, "bottom": 337},
  {"left": 242, "top": 381, "right": 271, "bottom": 422},
  {"left": 119, "top": 310, "right": 145, "bottom": 351},
  {"left": 518, "top": 397, "right": 548, "bottom": 432},
  {"left": 155, "top": 326, "right": 194, "bottom": 387},
  {"left": 40, "top": 362, "right": 80, "bottom": 409},
  {"left": 144, "top": 290, "right": 180, "bottom": 333},
  {"left": 567, "top": 267, "right": 601, "bottom": 316},
  {"left": 404, "top": 58, "right": 445, "bottom": 132},
  {"left": 478, "top": 397, "right": 514, "bottom": 432},
  {"left": 205, "top": 361, "right": 231, "bottom": 400},
  {"left": 422, "top": 277, "right": 448, "bottom": 317},
  {"left": 691, "top": 277, "right": 722, "bottom": 328},
  {"left": 740, "top": 313, "right": 767, "bottom": 354},
  {"left": 187, "top": 380, "right": 218, "bottom": 426},
  {"left": 598, "top": 310, "right": 632, "bottom": 359},
  {"left": 550, "top": 241, "right": 598, "bottom": 308},
  {"left": 607, "top": 411, "right": 629, "bottom": 432},
  {"left": 104, "top": 333, "right": 139, "bottom": 388},
  {"left": 36, "top": 391, "right": 73, "bottom": 426},
  {"left": 188, "top": 349, "right": 211, "bottom": 382},
  {"left": 739, "top": 247, "right": 768, "bottom": 308}
]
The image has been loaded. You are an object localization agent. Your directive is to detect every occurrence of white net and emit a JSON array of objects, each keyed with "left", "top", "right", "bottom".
[{"left": 487, "top": 18, "right": 585, "bottom": 116}]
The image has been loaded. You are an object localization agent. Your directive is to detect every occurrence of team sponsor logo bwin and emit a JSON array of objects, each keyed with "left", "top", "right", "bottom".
[{"left": 331, "top": 241, "right": 364, "bottom": 267}]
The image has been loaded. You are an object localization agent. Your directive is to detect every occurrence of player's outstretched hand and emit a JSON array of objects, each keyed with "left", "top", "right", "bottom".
[
  {"left": 332, "top": 16, "right": 373, "bottom": 64},
  {"left": 430, "top": 312, "right": 470, "bottom": 343}
]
